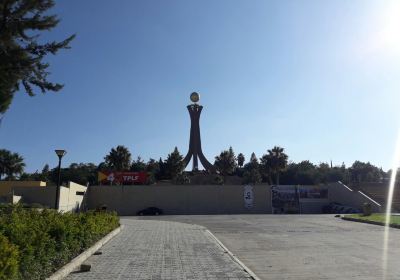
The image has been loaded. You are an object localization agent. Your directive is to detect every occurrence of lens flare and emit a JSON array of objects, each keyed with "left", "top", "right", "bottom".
[{"left": 382, "top": 132, "right": 400, "bottom": 279}]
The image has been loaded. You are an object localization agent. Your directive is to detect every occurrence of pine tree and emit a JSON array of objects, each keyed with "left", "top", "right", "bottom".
[
  {"left": 165, "top": 147, "right": 185, "bottom": 179},
  {"left": 0, "top": 0, "right": 75, "bottom": 117},
  {"left": 243, "top": 152, "right": 261, "bottom": 184}
]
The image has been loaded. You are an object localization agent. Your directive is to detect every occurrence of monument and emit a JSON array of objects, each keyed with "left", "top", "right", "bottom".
[{"left": 183, "top": 92, "right": 215, "bottom": 172}]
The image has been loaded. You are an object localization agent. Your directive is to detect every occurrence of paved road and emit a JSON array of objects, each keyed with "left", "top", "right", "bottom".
[
  {"left": 66, "top": 219, "right": 252, "bottom": 280},
  {"left": 129, "top": 215, "right": 400, "bottom": 280}
]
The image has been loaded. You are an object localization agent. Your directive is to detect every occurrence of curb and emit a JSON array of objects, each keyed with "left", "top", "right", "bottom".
[
  {"left": 205, "top": 229, "right": 261, "bottom": 280},
  {"left": 46, "top": 225, "right": 123, "bottom": 280},
  {"left": 342, "top": 217, "right": 400, "bottom": 229}
]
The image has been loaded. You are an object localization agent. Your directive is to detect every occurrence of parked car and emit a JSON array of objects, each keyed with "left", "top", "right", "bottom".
[{"left": 137, "top": 207, "right": 163, "bottom": 216}]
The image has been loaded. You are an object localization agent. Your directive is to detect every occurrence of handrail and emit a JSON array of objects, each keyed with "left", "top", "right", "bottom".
[
  {"left": 358, "top": 191, "right": 382, "bottom": 207},
  {"left": 338, "top": 181, "right": 353, "bottom": 192}
]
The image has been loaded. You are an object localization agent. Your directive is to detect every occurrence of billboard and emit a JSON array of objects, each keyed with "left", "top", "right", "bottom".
[
  {"left": 298, "top": 185, "right": 328, "bottom": 200},
  {"left": 271, "top": 185, "right": 329, "bottom": 214},
  {"left": 98, "top": 171, "right": 147, "bottom": 185}
]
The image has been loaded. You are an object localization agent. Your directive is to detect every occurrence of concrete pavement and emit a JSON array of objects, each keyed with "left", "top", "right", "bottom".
[
  {"left": 65, "top": 219, "right": 252, "bottom": 280},
  {"left": 130, "top": 215, "right": 400, "bottom": 280}
]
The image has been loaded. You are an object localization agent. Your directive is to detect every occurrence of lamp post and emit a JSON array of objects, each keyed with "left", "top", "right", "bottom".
[{"left": 54, "top": 149, "right": 67, "bottom": 210}]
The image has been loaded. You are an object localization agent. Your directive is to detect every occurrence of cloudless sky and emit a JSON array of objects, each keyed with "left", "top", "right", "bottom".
[{"left": 1, "top": 0, "right": 400, "bottom": 172}]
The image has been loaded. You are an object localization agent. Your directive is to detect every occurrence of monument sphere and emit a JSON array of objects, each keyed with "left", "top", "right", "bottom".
[{"left": 190, "top": 92, "right": 200, "bottom": 103}]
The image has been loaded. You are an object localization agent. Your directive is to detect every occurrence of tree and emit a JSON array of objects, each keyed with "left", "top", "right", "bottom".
[
  {"left": 349, "top": 161, "right": 382, "bottom": 183},
  {"left": 260, "top": 146, "right": 288, "bottom": 185},
  {"left": 214, "top": 146, "right": 237, "bottom": 176},
  {"left": 0, "top": 0, "right": 75, "bottom": 118},
  {"left": 156, "top": 157, "right": 166, "bottom": 180},
  {"left": 0, "top": 149, "right": 25, "bottom": 180},
  {"left": 49, "top": 162, "right": 97, "bottom": 186},
  {"left": 145, "top": 158, "right": 160, "bottom": 174},
  {"left": 237, "top": 153, "right": 245, "bottom": 168},
  {"left": 165, "top": 147, "right": 185, "bottom": 179},
  {"left": 131, "top": 156, "right": 146, "bottom": 172},
  {"left": 104, "top": 145, "right": 132, "bottom": 171},
  {"left": 243, "top": 153, "right": 261, "bottom": 184},
  {"left": 40, "top": 163, "right": 50, "bottom": 181}
]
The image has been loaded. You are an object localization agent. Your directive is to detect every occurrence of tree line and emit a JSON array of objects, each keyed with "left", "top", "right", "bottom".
[{"left": 0, "top": 146, "right": 388, "bottom": 186}]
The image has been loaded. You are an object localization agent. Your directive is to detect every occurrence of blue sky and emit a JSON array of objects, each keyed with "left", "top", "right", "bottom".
[{"left": 1, "top": 0, "right": 400, "bottom": 172}]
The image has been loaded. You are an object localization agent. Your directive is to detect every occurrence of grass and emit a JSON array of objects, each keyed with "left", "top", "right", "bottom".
[{"left": 346, "top": 213, "right": 400, "bottom": 226}]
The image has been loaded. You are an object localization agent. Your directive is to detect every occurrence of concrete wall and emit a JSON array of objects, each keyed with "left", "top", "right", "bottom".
[
  {"left": 58, "top": 182, "right": 87, "bottom": 212},
  {"left": 299, "top": 200, "right": 329, "bottom": 214},
  {"left": 12, "top": 182, "right": 87, "bottom": 212},
  {"left": 328, "top": 182, "right": 382, "bottom": 212},
  {"left": 13, "top": 185, "right": 57, "bottom": 208},
  {"left": 0, "top": 181, "right": 46, "bottom": 196},
  {"left": 86, "top": 184, "right": 272, "bottom": 215}
]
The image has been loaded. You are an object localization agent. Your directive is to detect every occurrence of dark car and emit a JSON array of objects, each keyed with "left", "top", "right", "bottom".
[{"left": 137, "top": 207, "right": 163, "bottom": 216}]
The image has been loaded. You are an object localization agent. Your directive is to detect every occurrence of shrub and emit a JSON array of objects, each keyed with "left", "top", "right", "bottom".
[
  {"left": 0, "top": 234, "right": 19, "bottom": 280},
  {"left": 173, "top": 173, "right": 190, "bottom": 185},
  {"left": 0, "top": 205, "right": 119, "bottom": 280}
]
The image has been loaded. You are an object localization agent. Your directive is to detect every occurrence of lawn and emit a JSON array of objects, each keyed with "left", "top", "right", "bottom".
[{"left": 346, "top": 213, "right": 400, "bottom": 226}]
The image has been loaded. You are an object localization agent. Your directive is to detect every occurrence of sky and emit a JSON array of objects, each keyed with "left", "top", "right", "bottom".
[{"left": 1, "top": 0, "right": 400, "bottom": 172}]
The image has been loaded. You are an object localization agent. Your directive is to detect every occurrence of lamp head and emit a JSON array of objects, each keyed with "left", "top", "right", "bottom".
[{"left": 55, "top": 149, "right": 67, "bottom": 158}]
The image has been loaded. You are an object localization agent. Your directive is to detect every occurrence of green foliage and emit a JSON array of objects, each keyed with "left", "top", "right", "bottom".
[
  {"left": 165, "top": 147, "right": 185, "bottom": 179},
  {"left": 0, "top": 234, "right": 19, "bottom": 280},
  {"left": 349, "top": 161, "right": 383, "bottom": 183},
  {"left": 214, "top": 146, "right": 237, "bottom": 176},
  {"left": 0, "top": 0, "right": 75, "bottom": 116},
  {"left": 213, "top": 175, "right": 224, "bottom": 185},
  {"left": 237, "top": 153, "right": 245, "bottom": 168},
  {"left": 0, "top": 205, "right": 119, "bottom": 280},
  {"left": 104, "top": 145, "right": 132, "bottom": 171},
  {"left": 174, "top": 172, "right": 190, "bottom": 185},
  {"left": 49, "top": 163, "right": 97, "bottom": 186},
  {"left": 243, "top": 153, "right": 261, "bottom": 184},
  {"left": 0, "top": 149, "right": 25, "bottom": 180},
  {"left": 130, "top": 156, "right": 146, "bottom": 172},
  {"left": 260, "top": 146, "right": 288, "bottom": 185}
]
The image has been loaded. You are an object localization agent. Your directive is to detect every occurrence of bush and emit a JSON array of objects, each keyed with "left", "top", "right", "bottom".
[
  {"left": 0, "top": 205, "right": 119, "bottom": 280},
  {"left": 0, "top": 234, "right": 19, "bottom": 280},
  {"left": 173, "top": 173, "right": 190, "bottom": 185},
  {"left": 213, "top": 175, "right": 224, "bottom": 185}
]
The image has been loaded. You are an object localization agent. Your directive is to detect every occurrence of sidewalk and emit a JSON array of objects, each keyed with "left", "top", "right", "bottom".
[{"left": 65, "top": 219, "right": 252, "bottom": 280}]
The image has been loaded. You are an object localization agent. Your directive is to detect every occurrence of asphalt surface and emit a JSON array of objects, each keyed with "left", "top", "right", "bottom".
[{"left": 128, "top": 215, "right": 400, "bottom": 280}]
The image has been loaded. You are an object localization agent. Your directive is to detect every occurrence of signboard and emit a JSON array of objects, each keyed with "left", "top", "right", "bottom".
[
  {"left": 271, "top": 185, "right": 329, "bottom": 214},
  {"left": 271, "top": 185, "right": 299, "bottom": 214},
  {"left": 244, "top": 185, "right": 254, "bottom": 209},
  {"left": 98, "top": 171, "right": 147, "bottom": 185},
  {"left": 298, "top": 185, "right": 328, "bottom": 200}
]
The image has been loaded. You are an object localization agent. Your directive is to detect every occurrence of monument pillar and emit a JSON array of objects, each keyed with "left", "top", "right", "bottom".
[{"left": 183, "top": 92, "right": 215, "bottom": 172}]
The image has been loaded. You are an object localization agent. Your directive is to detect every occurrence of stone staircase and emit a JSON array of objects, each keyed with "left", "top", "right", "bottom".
[{"left": 351, "top": 182, "right": 400, "bottom": 212}]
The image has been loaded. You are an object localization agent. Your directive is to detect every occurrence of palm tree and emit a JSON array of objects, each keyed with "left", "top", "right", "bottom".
[
  {"left": 0, "top": 149, "right": 25, "bottom": 180},
  {"left": 260, "top": 146, "right": 288, "bottom": 185},
  {"left": 237, "top": 153, "right": 245, "bottom": 168},
  {"left": 104, "top": 145, "right": 132, "bottom": 171}
]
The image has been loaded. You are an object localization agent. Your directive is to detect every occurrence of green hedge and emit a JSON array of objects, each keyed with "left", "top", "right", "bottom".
[{"left": 0, "top": 205, "right": 119, "bottom": 280}]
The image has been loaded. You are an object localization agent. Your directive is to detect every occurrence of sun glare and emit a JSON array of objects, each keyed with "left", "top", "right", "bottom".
[{"left": 368, "top": 1, "right": 400, "bottom": 57}]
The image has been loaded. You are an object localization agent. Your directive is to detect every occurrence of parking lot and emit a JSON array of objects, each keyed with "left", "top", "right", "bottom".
[{"left": 128, "top": 215, "right": 400, "bottom": 280}]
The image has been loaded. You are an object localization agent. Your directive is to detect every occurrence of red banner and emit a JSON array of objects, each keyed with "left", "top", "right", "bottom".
[{"left": 98, "top": 171, "right": 147, "bottom": 185}]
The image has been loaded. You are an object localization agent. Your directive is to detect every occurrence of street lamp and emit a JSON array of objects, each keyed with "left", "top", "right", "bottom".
[{"left": 54, "top": 149, "right": 67, "bottom": 209}]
